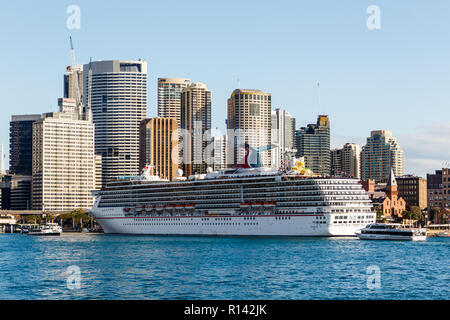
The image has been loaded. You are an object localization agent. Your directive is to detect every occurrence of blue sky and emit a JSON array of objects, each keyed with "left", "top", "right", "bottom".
[{"left": 0, "top": 0, "right": 449, "bottom": 176}]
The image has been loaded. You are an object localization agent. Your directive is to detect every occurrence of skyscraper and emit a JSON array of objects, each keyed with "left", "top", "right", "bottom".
[
  {"left": 211, "top": 134, "right": 228, "bottom": 171},
  {"left": 31, "top": 110, "right": 95, "bottom": 212},
  {"left": 157, "top": 78, "right": 191, "bottom": 126},
  {"left": 271, "top": 108, "right": 296, "bottom": 169},
  {"left": 83, "top": 60, "right": 148, "bottom": 186},
  {"left": 139, "top": 117, "right": 179, "bottom": 181},
  {"left": 64, "top": 65, "right": 83, "bottom": 105},
  {"left": 227, "top": 89, "right": 272, "bottom": 167},
  {"left": 360, "top": 130, "right": 404, "bottom": 182},
  {"left": 330, "top": 148, "right": 342, "bottom": 175},
  {"left": 9, "top": 114, "right": 42, "bottom": 176},
  {"left": 181, "top": 82, "right": 212, "bottom": 176},
  {"left": 295, "top": 115, "right": 330, "bottom": 175}
]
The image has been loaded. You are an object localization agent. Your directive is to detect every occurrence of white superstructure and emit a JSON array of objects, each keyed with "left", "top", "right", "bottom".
[{"left": 90, "top": 160, "right": 375, "bottom": 236}]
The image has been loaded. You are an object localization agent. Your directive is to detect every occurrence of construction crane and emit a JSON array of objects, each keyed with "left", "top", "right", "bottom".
[{"left": 68, "top": 35, "right": 82, "bottom": 114}]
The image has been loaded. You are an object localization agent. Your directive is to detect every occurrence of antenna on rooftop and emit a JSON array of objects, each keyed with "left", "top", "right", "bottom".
[{"left": 237, "top": 78, "right": 240, "bottom": 89}]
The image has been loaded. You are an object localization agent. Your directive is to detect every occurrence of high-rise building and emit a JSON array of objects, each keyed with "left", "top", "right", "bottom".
[
  {"left": 9, "top": 115, "right": 42, "bottom": 176},
  {"left": 330, "top": 148, "right": 342, "bottom": 175},
  {"left": 271, "top": 108, "right": 296, "bottom": 169},
  {"left": 83, "top": 60, "right": 148, "bottom": 186},
  {"left": 64, "top": 65, "right": 83, "bottom": 105},
  {"left": 341, "top": 143, "right": 361, "bottom": 178},
  {"left": 31, "top": 110, "right": 95, "bottom": 212},
  {"left": 360, "top": 130, "right": 404, "bottom": 182},
  {"left": 396, "top": 175, "right": 427, "bottom": 210},
  {"left": 139, "top": 118, "right": 179, "bottom": 181},
  {"left": 181, "top": 82, "right": 212, "bottom": 176},
  {"left": 157, "top": 78, "right": 191, "bottom": 126},
  {"left": 227, "top": 89, "right": 272, "bottom": 167},
  {"left": 295, "top": 115, "right": 330, "bottom": 175},
  {"left": 211, "top": 135, "right": 228, "bottom": 171}
]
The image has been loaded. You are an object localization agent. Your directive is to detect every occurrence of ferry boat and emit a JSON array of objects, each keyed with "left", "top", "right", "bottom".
[
  {"left": 89, "top": 155, "right": 376, "bottom": 237},
  {"left": 28, "top": 223, "right": 62, "bottom": 236},
  {"left": 356, "top": 223, "right": 427, "bottom": 241}
]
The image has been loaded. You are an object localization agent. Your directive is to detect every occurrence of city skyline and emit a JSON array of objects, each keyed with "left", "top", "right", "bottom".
[{"left": 1, "top": 1, "right": 449, "bottom": 177}]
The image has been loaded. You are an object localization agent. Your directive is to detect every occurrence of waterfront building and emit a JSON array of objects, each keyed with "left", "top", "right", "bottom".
[
  {"left": 295, "top": 115, "right": 330, "bottom": 175},
  {"left": 396, "top": 175, "right": 427, "bottom": 210},
  {"left": 381, "top": 170, "right": 406, "bottom": 219},
  {"left": 427, "top": 170, "right": 443, "bottom": 209},
  {"left": 9, "top": 115, "right": 42, "bottom": 176},
  {"left": 83, "top": 60, "right": 148, "bottom": 186},
  {"left": 139, "top": 118, "right": 179, "bottom": 181},
  {"left": 360, "top": 130, "right": 404, "bottom": 182},
  {"left": 227, "top": 89, "right": 272, "bottom": 168},
  {"left": 444, "top": 168, "right": 450, "bottom": 210},
  {"left": 271, "top": 108, "right": 296, "bottom": 169},
  {"left": 157, "top": 78, "right": 191, "bottom": 126},
  {"left": 427, "top": 168, "right": 450, "bottom": 211},
  {"left": 181, "top": 82, "right": 212, "bottom": 176},
  {"left": 31, "top": 110, "right": 95, "bottom": 212}
]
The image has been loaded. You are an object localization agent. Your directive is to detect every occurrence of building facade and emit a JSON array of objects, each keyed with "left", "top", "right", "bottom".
[
  {"left": 295, "top": 115, "right": 330, "bottom": 175},
  {"left": 9, "top": 115, "right": 42, "bottom": 176},
  {"left": 396, "top": 175, "right": 427, "bottom": 210},
  {"left": 271, "top": 108, "right": 296, "bottom": 169},
  {"left": 31, "top": 111, "right": 95, "bottom": 212},
  {"left": 360, "top": 130, "right": 404, "bottom": 182},
  {"left": 157, "top": 78, "right": 191, "bottom": 126},
  {"left": 227, "top": 89, "right": 272, "bottom": 168},
  {"left": 211, "top": 135, "right": 228, "bottom": 171},
  {"left": 330, "top": 148, "right": 342, "bottom": 175},
  {"left": 181, "top": 82, "right": 212, "bottom": 176},
  {"left": 382, "top": 170, "right": 406, "bottom": 219},
  {"left": 341, "top": 143, "right": 361, "bottom": 178},
  {"left": 139, "top": 118, "right": 179, "bottom": 181},
  {"left": 83, "top": 60, "right": 148, "bottom": 186},
  {"left": 64, "top": 65, "right": 83, "bottom": 106},
  {"left": 427, "top": 168, "right": 450, "bottom": 211}
]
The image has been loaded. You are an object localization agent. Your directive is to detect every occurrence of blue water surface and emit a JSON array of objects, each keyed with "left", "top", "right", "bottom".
[{"left": 0, "top": 234, "right": 448, "bottom": 300}]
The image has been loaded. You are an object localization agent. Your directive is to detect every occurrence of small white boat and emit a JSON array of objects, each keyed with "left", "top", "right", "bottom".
[
  {"left": 356, "top": 223, "right": 426, "bottom": 241},
  {"left": 28, "top": 223, "right": 62, "bottom": 236},
  {"left": 436, "top": 231, "right": 449, "bottom": 237}
]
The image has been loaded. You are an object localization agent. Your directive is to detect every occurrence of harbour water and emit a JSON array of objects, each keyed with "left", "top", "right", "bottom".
[{"left": 0, "top": 234, "right": 448, "bottom": 300}]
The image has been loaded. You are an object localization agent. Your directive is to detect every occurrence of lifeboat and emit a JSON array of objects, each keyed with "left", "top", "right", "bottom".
[
  {"left": 263, "top": 201, "right": 276, "bottom": 207},
  {"left": 240, "top": 203, "right": 250, "bottom": 208},
  {"left": 135, "top": 205, "right": 144, "bottom": 212},
  {"left": 185, "top": 204, "right": 195, "bottom": 210},
  {"left": 145, "top": 204, "right": 154, "bottom": 212},
  {"left": 251, "top": 202, "right": 263, "bottom": 208},
  {"left": 175, "top": 204, "right": 185, "bottom": 210}
]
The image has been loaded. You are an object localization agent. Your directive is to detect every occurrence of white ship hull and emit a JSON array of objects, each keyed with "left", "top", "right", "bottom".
[{"left": 92, "top": 207, "right": 370, "bottom": 237}]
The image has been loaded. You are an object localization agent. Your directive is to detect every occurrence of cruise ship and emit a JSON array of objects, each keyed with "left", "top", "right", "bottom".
[{"left": 89, "top": 155, "right": 376, "bottom": 237}]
